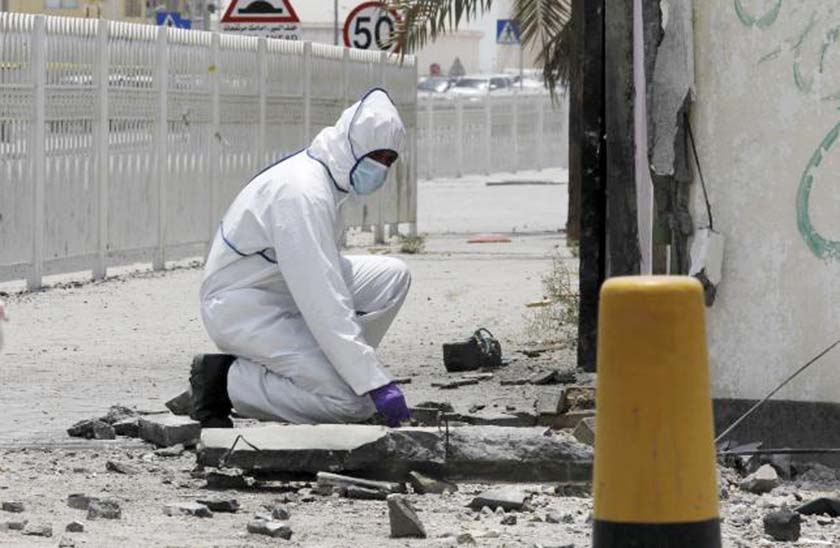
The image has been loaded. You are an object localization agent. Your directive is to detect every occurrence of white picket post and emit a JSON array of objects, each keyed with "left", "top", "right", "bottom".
[
  {"left": 536, "top": 96, "right": 545, "bottom": 171},
  {"left": 153, "top": 25, "right": 169, "bottom": 271},
  {"left": 425, "top": 94, "right": 433, "bottom": 180},
  {"left": 341, "top": 47, "right": 350, "bottom": 107},
  {"left": 484, "top": 94, "right": 492, "bottom": 175},
  {"left": 208, "top": 32, "right": 221, "bottom": 248},
  {"left": 28, "top": 15, "right": 46, "bottom": 290},
  {"left": 455, "top": 94, "right": 464, "bottom": 178},
  {"left": 511, "top": 94, "right": 519, "bottom": 173},
  {"left": 302, "top": 41, "right": 312, "bottom": 143},
  {"left": 257, "top": 36, "right": 267, "bottom": 168},
  {"left": 93, "top": 19, "right": 110, "bottom": 280}
]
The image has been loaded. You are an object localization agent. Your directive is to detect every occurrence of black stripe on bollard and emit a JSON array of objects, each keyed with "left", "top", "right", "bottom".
[{"left": 593, "top": 519, "right": 722, "bottom": 548}]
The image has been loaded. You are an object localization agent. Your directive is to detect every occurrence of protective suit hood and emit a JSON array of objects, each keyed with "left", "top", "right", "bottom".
[{"left": 307, "top": 88, "right": 406, "bottom": 194}]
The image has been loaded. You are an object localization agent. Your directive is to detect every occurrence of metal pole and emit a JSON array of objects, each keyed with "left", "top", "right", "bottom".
[
  {"left": 519, "top": 42, "right": 523, "bottom": 90},
  {"left": 334, "top": 0, "right": 339, "bottom": 46},
  {"left": 29, "top": 16, "right": 47, "bottom": 290}
]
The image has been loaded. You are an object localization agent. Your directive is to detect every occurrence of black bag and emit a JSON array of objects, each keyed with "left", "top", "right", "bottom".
[{"left": 442, "top": 328, "right": 502, "bottom": 372}]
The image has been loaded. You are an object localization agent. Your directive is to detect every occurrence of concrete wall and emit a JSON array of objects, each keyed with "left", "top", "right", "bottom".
[{"left": 692, "top": 1, "right": 840, "bottom": 402}]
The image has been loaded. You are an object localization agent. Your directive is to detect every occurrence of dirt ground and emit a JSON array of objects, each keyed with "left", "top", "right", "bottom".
[{"left": 2, "top": 171, "right": 840, "bottom": 546}]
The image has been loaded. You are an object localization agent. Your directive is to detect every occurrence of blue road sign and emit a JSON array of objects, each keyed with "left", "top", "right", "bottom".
[
  {"left": 496, "top": 19, "right": 521, "bottom": 45},
  {"left": 156, "top": 12, "right": 192, "bottom": 29}
]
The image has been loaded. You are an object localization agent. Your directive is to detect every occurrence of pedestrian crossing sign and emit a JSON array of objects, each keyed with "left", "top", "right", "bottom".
[{"left": 496, "top": 19, "right": 521, "bottom": 45}]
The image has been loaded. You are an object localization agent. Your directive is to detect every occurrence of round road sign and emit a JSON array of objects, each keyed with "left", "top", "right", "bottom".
[{"left": 343, "top": 1, "right": 400, "bottom": 52}]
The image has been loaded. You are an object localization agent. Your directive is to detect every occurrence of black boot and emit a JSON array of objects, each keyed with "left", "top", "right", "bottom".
[{"left": 189, "top": 353, "right": 236, "bottom": 428}]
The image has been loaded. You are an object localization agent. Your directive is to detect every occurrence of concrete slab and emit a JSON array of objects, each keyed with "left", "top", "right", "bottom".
[
  {"left": 197, "top": 425, "right": 592, "bottom": 482},
  {"left": 139, "top": 414, "right": 200, "bottom": 448}
]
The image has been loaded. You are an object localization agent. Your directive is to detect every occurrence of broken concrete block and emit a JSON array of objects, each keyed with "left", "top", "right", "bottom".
[
  {"left": 500, "top": 514, "right": 517, "bottom": 525},
  {"left": 0, "top": 519, "right": 27, "bottom": 531},
  {"left": 392, "top": 376, "right": 413, "bottom": 385},
  {"left": 344, "top": 486, "right": 388, "bottom": 500},
  {"left": 67, "top": 419, "right": 97, "bottom": 438},
  {"left": 410, "top": 407, "right": 441, "bottom": 426},
  {"left": 415, "top": 401, "right": 455, "bottom": 413},
  {"left": 163, "top": 502, "right": 212, "bottom": 518},
  {"left": 456, "top": 532, "right": 477, "bottom": 544},
  {"left": 740, "top": 464, "right": 780, "bottom": 494},
  {"left": 65, "top": 521, "right": 84, "bottom": 533},
  {"left": 432, "top": 379, "right": 479, "bottom": 390},
  {"left": 1, "top": 501, "right": 24, "bottom": 513},
  {"left": 67, "top": 494, "right": 98, "bottom": 510},
  {"left": 796, "top": 497, "right": 840, "bottom": 517},
  {"left": 87, "top": 499, "right": 121, "bottom": 520},
  {"left": 468, "top": 487, "right": 528, "bottom": 512},
  {"left": 555, "top": 483, "right": 591, "bottom": 497},
  {"left": 113, "top": 418, "right": 139, "bottom": 437},
  {"left": 408, "top": 471, "right": 457, "bottom": 495},
  {"left": 199, "top": 425, "right": 592, "bottom": 482},
  {"left": 535, "top": 390, "right": 566, "bottom": 416},
  {"left": 100, "top": 405, "right": 137, "bottom": 424},
  {"left": 106, "top": 460, "right": 138, "bottom": 475},
  {"left": 205, "top": 468, "right": 248, "bottom": 489},
  {"left": 92, "top": 421, "right": 116, "bottom": 440},
  {"left": 58, "top": 536, "right": 75, "bottom": 548},
  {"left": 545, "top": 511, "right": 562, "bottom": 524},
  {"left": 267, "top": 505, "right": 290, "bottom": 520},
  {"left": 573, "top": 417, "right": 595, "bottom": 446},
  {"left": 165, "top": 389, "right": 193, "bottom": 416},
  {"left": 461, "top": 373, "right": 494, "bottom": 381},
  {"left": 763, "top": 508, "right": 800, "bottom": 542},
  {"left": 22, "top": 523, "right": 52, "bottom": 537},
  {"left": 387, "top": 494, "right": 427, "bottom": 538},
  {"left": 196, "top": 498, "right": 239, "bottom": 513},
  {"left": 155, "top": 444, "right": 185, "bottom": 457},
  {"left": 447, "top": 411, "right": 537, "bottom": 427},
  {"left": 247, "top": 520, "right": 292, "bottom": 539},
  {"left": 538, "top": 410, "right": 596, "bottom": 430},
  {"left": 139, "top": 413, "right": 201, "bottom": 448},
  {"left": 316, "top": 471, "right": 405, "bottom": 495},
  {"left": 563, "top": 386, "right": 596, "bottom": 410}
]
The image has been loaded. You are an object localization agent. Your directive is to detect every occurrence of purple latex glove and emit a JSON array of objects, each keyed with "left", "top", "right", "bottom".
[{"left": 369, "top": 383, "right": 410, "bottom": 427}]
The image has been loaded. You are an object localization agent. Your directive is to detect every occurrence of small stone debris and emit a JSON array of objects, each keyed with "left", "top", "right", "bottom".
[
  {"left": 163, "top": 502, "right": 213, "bottom": 518},
  {"left": 258, "top": 505, "right": 290, "bottom": 520},
  {"left": 155, "top": 444, "right": 185, "bottom": 457},
  {"left": 415, "top": 401, "right": 455, "bottom": 413},
  {"left": 387, "top": 494, "right": 427, "bottom": 539},
  {"left": 796, "top": 497, "right": 840, "bottom": 517},
  {"left": 87, "top": 499, "right": 121, "bottom": 520},
  {"left": 316, "top": 471, "right": 404, "bottom": 495},
  {"left": 392, "top": 376, "right": 413, "bottom": 385},
  {"left": 555, "top": 483, "right": 591, "bottom": 497},
  {"left": 165, "top": 389, "right": 193, "bottom": 416},
  {"left": 106, "top": 460, "right": 139, "bottom": 475},
  {"left": 67, "top": 494, "right": 98, "bottom": 510},
  {"left": 58, "top": 536, "right": 75, "bottom": 548},
  {"left": 573, "top": 417, "right": 596, "bottom": 446},
  {"left": 740, "top": 464, "right": 780, "bottom": 494},
  {"left": 1, "top": 501, "right": 25, "bottom": 513},
  {"left": 457, "top": 532, "right": 477, "bottom": 544},
  {"left": 461, "top": 373, "right": 494, "bottom": 381},
  {"left": 0, "top": 520, "right": 27, "bottom": 531},
  {"left": 65, "top": 521, "right": 85, "bottom": 533},
  {"left": 112, "top": 418, "right": 139, "bottom": 437},
  {"left": 100, "top": 405, "right": 137, "bottom": 424},
  {"left": 139, "top": 414, "right": 201, "bottom": 448},
  {"left": 432, "top": 379, "right": 480, "bottom": 390},
  {"left": 408, "top": 471, "right": 458, "bottom": 495},
  {"left": 469, "top": 487, "right": 528, "bottom": 512},
  {"left": 247, "top": 520, "right": 293, "bottom": 539},
  {"left": 539, "top": 410, "right": 596, "bottom": 430},
  {"left": 92, "top": 421, "right": 116, "bottom": 440},
  {"left": 22, "top": 523, "right": 52, "bottom": 537},
  {"left": 196, "top": 498, "right": 239, "bottom": 513},
  {"left": 344, "top": 486, "right": 388, "bottom": 500},
  {"left": 500, "top": 514, "right": 517, "bottom": 525},
  {"left": 763, "top": 507, "right": 801, "bottom": 542},
  {"left": 205, "top": 468, "right": 249, "bottom": 489},
  {"left": 545, "top": 511, "right": 562, "bottom": 524}
]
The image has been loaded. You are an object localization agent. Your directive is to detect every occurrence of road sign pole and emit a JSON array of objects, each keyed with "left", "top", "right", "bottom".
[
  {"left": 334, "top": 0, "right": 339, "bottom": 46},
  {"left": 519, "top": 42, "right": 524, "bottom": 91}
]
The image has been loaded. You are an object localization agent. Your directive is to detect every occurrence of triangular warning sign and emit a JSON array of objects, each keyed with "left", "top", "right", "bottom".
[
  {"left": 162, "top": 14, "right": 178, "bottom": 27},
  {"left": 221, "top": 0, "right": 300, "bottom": 24}
]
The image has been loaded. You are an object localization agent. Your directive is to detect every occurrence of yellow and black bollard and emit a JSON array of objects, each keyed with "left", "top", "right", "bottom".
[{"left": 592, "top": 276, "right": 721, "bottom": 547}]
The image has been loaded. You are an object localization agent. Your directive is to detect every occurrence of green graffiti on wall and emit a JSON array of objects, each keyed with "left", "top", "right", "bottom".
[
  {"left": 796, "top": 123, "right": 840, "bottom": 260},
  {"left": 734, "top": 0, "right": 782, "bottom": 28}
]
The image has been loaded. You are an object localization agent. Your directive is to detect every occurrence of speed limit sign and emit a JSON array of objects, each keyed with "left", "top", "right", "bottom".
[{"left": 343, "top": 1, "right": 400, "bottom": 52}]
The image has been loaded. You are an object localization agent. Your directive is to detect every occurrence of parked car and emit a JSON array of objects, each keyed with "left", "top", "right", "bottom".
[
  {"left": 448, "top": 74, "right": 514, "bottom": 99},
  {"left": 417, "top": 76, "right": 456, "bottom": 95}
]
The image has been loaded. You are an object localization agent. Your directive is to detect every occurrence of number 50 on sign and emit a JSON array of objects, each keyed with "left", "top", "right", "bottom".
[{"left": 343, "top": 2, "right": 400, "bottom": 52}]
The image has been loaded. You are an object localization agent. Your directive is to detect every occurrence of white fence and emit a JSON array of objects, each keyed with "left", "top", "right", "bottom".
[
  {"left": 0, "top": 13, "right": 418, "bottom": 288},
  {"left": 417, "top": 92, "right": 569, "bottom": 179}
]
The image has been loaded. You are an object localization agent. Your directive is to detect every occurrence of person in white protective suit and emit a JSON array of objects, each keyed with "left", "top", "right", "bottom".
[{"left": 193, "top": 89, "right": 412, "bottom": 428}]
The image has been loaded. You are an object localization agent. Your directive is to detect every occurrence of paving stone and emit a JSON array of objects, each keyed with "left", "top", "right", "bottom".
[
  {"left": 139, "top": 413, "right": 201, "bottom": 448},
  {"left": 163, "top": 502, "right": 213, "bottom": 518},
  {"left": 573, "top": 417, "right": 596, "bottom": 446},
  {"left": 387, "top": 494, "right": 427, "bottom": 538},
  {"left": 67, "top": 494, "right": 98, "bottom": 510},
  {"left": 535, "top": 390, "right": 566, "bottom": 416},
  {"left": 205, "top": 468, "right": 248, "bottom": 489},
  {"left": 763, "top": 508, "right": 801, "bottom": 541},
  {"left": 408, "top": 471, "right": 458, "bottom": 494},
  {"left": 247, "top": 520, "right": 292, "bottom": 539},
  {"left": 92, "top": 422, "right": 116, "bottom": 440},
  {"left": 469, "top": 487, "right": 529, "bottom": 512},
  {"left": 196, "top": 498, "right": 239, "bottom": 513},
  {"left": 198, "top": 425, "right": 592, "bottom": 482},
  {"left": 65, "top": 521, "right": 85, "bottom": 533},
  {"left": 22, "top": 523, "right": 52, "bottom": 537},
  {"left": 87, "top": 499, "right": 121, "bottom": 520},
  {"left": 155, "top": 444, "right": 185, "bottom": 457},
  {"left": 500, "top": 514, "right": 517, "bottom": 525},
  {"left": 112, "top": 418, "right": 139, "bottom": 437},
  {"left": 58, "top": 536, "right": 75, "bottom": 547},
  {"left": 316, "top": 471, "right": 404, "bottom": 495},
  {"left": 106, "top": 460, "right": 139, "bottom": 475},
  {"left": 796, "top": 497, "right": 840, "bottom": 517},
  {"left": 0, "top": 520, "right": 27, "bottom": 531},
  {"left": 165, "top": 389, "right": 193, "bottom": 416},
  {"left": 740, "top": 464, "right": 780, "bottom": 494},
  {"left": 1, "top": 501, "right": 24, "bottom": 513}
]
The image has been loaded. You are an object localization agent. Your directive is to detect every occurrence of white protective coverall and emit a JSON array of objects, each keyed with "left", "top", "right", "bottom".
[{"left": 200, "top": 89, "right": 410, "bottom": 424}]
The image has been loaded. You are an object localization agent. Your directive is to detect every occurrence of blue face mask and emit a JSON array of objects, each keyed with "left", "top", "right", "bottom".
[{"left": 351, "top": 157, "right": 389, "bottom": 195}]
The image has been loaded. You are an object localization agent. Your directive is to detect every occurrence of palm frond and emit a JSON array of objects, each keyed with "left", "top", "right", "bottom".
[{"left": 386, "top": 0, "right": 494, "bottom": 56}]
